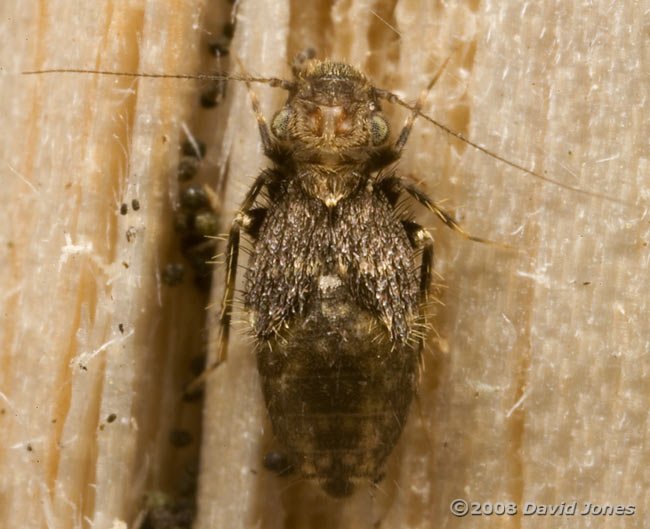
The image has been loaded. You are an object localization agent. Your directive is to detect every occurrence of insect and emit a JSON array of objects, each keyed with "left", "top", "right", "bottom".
[{"left": 211, "top": 49, "right": 505, "bottom": 497}]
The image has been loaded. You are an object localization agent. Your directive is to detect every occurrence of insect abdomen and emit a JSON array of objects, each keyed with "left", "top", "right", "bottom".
[{"left": 257, "top": 277, "right": 419, "bottom": 497}]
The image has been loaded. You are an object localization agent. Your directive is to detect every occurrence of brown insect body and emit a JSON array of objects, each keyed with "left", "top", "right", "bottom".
[
  {"left": 235, "top": 58, "right": 430, "bottom": 497},
  {"left": 249, "top": 173, "right": 421, "bottom": 498}
]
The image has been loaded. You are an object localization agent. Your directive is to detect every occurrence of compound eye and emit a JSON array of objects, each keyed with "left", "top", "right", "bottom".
[
  {"left": 271, "top": 107, "right": 291, "bottom": 139},
  {"left": 370, "top": 113, "right": 390, "bottom": 145}
]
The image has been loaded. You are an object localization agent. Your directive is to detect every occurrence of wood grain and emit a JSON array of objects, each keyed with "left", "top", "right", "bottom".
[{"left": 1, "top": 1, "right": 647, "bottom": 528}]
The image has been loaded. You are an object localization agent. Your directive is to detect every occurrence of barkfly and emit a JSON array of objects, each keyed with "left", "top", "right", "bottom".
[
  {"left": 209, "top": 49, "right": 517, "bottom": 498},
  {"left": 21, "top": 46, "right": 629, "bottom": 499}
]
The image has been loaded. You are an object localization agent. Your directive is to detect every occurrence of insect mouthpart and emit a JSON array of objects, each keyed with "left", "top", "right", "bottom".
[{"left": 307, "top": 105, "right": 353, "bottom": 140}]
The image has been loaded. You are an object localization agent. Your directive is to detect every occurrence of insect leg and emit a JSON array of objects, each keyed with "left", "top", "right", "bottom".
[
  {"left": 416, "top": 228, "right": 434, "bottom": 304},
  {"left": 416, "top": 227, "right": 435, "bottom": 351},
  {"left": 243, "top": 83, "right": 274, "bottom": 156},
  {"left": 235, "top": 59, "right": 289, "bottom": 163},
  {"left": 379, "top": 54, "right": 455, "bottom": 154},
  {"left": 400, "top": 178, "right": 512, "bottom": 250},
  {"left": 184, "top": 172, "right": 268, "bottom": 395},
  {"left": 402, "top": 220, "right": 435, "bottom": 352},
  {"left": 215, "top": 171, "right": 269, "bottom": 362},
  {"left": 215, "top": 214, "right": 241, "bottom": 364}
]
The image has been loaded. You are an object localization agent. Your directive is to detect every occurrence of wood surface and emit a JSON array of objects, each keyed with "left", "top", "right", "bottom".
[{"left": 0, "top": 1, "right": 647, "bottom": 528}]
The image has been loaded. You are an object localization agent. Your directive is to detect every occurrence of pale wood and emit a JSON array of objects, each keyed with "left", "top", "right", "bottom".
[
  {"left": 0, "top": 2, "right": 208, "bottom": 528},
  {"left": 1, "top": 1, "right": 648, "bottom": 529}
]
